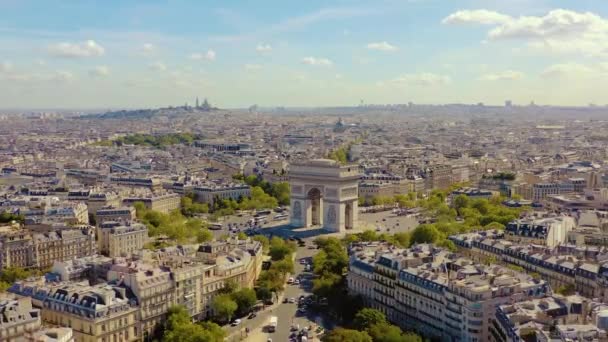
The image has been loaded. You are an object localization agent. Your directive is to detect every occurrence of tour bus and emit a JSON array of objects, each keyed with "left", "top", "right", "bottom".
[
  {"left": 254, "top": 210, "right": 271, "bottom": 218},
  {"left": 273, "top": 213, "right": 288, "bottom": 221},
  {"left": 209, "top": 223, "right": 223, "bottom": 230}
]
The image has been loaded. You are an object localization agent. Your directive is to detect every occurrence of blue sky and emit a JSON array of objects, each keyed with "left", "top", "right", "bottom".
[{"left": 1, "top": 0, "right": 608, "bottom": 109}]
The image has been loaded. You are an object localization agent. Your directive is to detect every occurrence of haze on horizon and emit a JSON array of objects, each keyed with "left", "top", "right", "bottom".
[{"left": 1, "top": 0, "right": 608, "bottom": 109}]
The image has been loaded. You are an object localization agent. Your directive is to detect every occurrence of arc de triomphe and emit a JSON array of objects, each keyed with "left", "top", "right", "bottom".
[{"left": 289, "top": 159, "right": 360, "bottom": 232}]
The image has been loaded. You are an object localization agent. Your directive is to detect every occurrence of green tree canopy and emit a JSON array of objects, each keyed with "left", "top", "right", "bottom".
[
  {"left": 231, "top": 288, "right": 257, "bottom": 316},
  {"left": 322, "top": 328, "right": 373, "bottom": 342},
  {"left": 353, "top": 308, "right": 387, "bottom": 330},
  {"left": 211, "top": 294, "right": 237, "bottom": 322}
]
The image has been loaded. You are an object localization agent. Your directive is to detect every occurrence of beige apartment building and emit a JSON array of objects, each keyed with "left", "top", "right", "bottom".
[
  {"left": 122, "top": 193, "right": 180, "bottom": 213},
  {"left": 107, "top": 262, "right": 175, "bottom": 339},
  {"left": 0, "top": 296, "right": 42, "bottom": 341},
  {"left": 97, "top": 222, "right": 148, "bottom": 258},
  {"left": 193, "top": 184, "right": 251, "bottom": 205},
  {"left": 95, "top": 207, "right": 136, "bottom": 225},
  {"left": 0, "top": 226, "right": 96, "bottom": 270},
  {"left": 41, "top": 283, "right": 138, "bottom": 342}
]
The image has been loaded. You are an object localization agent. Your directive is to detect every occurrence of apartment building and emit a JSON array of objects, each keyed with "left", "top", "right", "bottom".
[
  {"left": 0, "top": 229, "right": 35, "bottom": 268},
  {"left": 122, "top": 193, "right": 180, "bottom": 213},
  {"left": 95, "top": 207, "right": 136, "bottom": 225},
  {"left": 193, "top": 184, "right": 251, "bottom": 205},
  {"left": 39, "top": 283, "right": 138, "bottom": 342},
  {"left": 347, "top": 243, "right": 549, "bottom": 342},
  {"left": 0, "top": 296, "right": 42, "bottom": 341},
  {"left": 493, "top": 295, "right": 602, "bottom": 342},
  {"left": 423, "top": 165, "right": 453, "bottom": 190},
  {"left": 109, "top": 176, "right": 161, "bottom": 190},
  {"left": 86, "top": 192, "right": 120, "bottom": 216},
  {"left": 97, "top": 222, "right": 148, "bottom": 258},
  {"left": 33, "top": 228, "right": 97, "bottom": 269},
  {"left": 107, "top": 262, "right": 175, "bottom": 339},
  {"left": 504, "top": 216, "right": 576, "bottom": 247},
  {"left": 0, "top": 227, "right": 96, "bottom": 269},
  {"left": 450, "top": 231, "right": 608, "bottom": 300},
  {"left": 162, "top": 257, "right": 211, "bottom": 320}
]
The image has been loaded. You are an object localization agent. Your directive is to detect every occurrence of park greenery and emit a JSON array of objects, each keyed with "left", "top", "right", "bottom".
[
  {"left": 0, "top": 267, "right": 43, "bottom": 291},
  {"left": 482, "top": 172, "right": 516, "bottom": 181},
  {"left": 95, "top": 133, "right": 203, "bottom": 148},
  {"left": 181, "top": 194, "right": 209, "bottom": 216},
  {"left": 322, "top": 308, "right": 422, "bottom": 342},
  {"left": 0, "top": 211, "right": 25, "bottom": 224},
  {"left": 162, "top": 305, "right": 225, "bottom": 342},
  {"left": 255, "top": 237, "right": 296, "bottom": 303},
  {"left": 234, "top": 174, "right": 291, "bottom": 206},
  {"left": 134, "top": 202, "right": 212, "bottom": 245}
]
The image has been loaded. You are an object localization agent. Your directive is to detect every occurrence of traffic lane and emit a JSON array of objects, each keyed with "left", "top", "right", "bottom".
[
  {"left": 359, "top": 211, "right": 419, "bottom": 233},
  {"left": 274, "top": 246, "right": 320, "bottom": 341}
]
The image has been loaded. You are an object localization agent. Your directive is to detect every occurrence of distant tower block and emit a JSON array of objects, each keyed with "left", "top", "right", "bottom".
[
  {"left": 289, "top": 159, "right": 360, "bottom": 232},
  {"left": 196, "top": 97, "right": 200, "bottom": 108}
]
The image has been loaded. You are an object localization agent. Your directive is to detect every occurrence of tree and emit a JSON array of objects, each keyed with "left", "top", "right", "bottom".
[
  {"left": 211, "top": 294, "right": 237, "bottom": 322},
  {"left": 354, "top": 308, "right": 387, "bottom": 330},
  {"left": 231, "top": 288, "right": 257, "bottom": 316},
  {"left": 272, "top": 258, "right": 294, "bottom": 276},
  {"left": 163, "top": 305, "right": 225, "bottom": 342},
  {"left": 219, "top": 279, "right": 238, "bottom": 295},
  {"left": 452, "top": 194, "right": 470, "bottom": 215},
  {"left": 410, "top": 224, "right": 442, "bottom": 244},
  {"left": 253, "top": 235, "right": 270, "bottom": 253},
  {"left": 269, "top": 237, "right": 295, "bottom": 261},
  {"left": 323, "top": 328, "right": 372, "bottom": 342},
  {"left": 255, "top": 286, "right": 273, "bottom": 302},
  {"left": 196, "top": 229, "right": 213, "bottom": 243},
  {"left": 198, "top": 322, "right": 225, "bottom": 342},
  {"left": 367, "top": 323, "right": 422, "bottom": 342}
]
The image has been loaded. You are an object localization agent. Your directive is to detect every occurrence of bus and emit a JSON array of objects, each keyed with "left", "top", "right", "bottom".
[
  {"left": 209, "top": 223, "right": 223, "bottom": 230},
  {"left": 274, "top": 214, "right": 288, "bottom": 221},
  {"left": 254, "top": 210, "right": 272, "bottom": 218}
]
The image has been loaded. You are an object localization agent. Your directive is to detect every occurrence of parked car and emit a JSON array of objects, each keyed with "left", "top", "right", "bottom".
[{"left": 231, "top": 319, "right": 241, "bottom": 326}]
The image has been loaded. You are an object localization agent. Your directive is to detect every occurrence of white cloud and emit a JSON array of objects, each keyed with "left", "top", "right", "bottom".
[
  {"left": 142, "top": 43, "right": 155, "bottom": 52},
  {"left": 479, "top": 70, "right": 525, "bottom": 81},
  {"left": 366, "top": 41, "right": 398, "bottom": 51},
  {"left": 0, "top": 61, "right": 13, "bottom": 73},
  {"left": 541, "top": 63, "right": 594, "bottom": 78},
  {"left": 190, "top": 50, "right": 216, "bottom": 61},
  {"left": 89, "top": 65, "right": 110, "bottom": 77},
  {"left": 442, "top": 10, "right": 511, "bottom": 25},
  {"left": 50, "top": 71, "right": 75, "bottom": 83},
  {"left": 48, "top": 40, "right": 105, "bottom": 58},
  {"left": 244, "top": 64, "right": 262, "bottom": 71},
  {"left": 392, "top": 73, "right": 451, "bottom": 86},
  {"left": 148, "top": 61, "right": 167, "bottom": 71},
  {"left": 140, "top": 43, "right": 156, "bottom": 57},
  {"left": 444, "top": 9, "right": 608, "bottom": 56},
  {"left": 301, "top": 57, "right": 333, "bottom": 67},
  {"left": 256, "top": 44, "right": 272, "bottom": 52}
]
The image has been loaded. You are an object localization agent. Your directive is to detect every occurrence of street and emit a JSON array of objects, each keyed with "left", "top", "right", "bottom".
[{"left": 225, "top": 234, "right": 325, "bottom": 342}]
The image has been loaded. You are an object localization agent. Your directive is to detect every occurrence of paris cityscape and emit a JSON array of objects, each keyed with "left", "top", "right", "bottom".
[{"left": 3, "top": 1, "right": 608, "bottom": 342}]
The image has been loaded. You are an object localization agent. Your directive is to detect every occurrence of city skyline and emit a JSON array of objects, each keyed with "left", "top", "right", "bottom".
[{"left": 1, "top": 0, "right": 608, "bottom": 109}]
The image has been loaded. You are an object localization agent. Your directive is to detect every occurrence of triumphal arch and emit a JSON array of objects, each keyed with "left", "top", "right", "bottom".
[{"left": 289, "top": 159, "right": 360, "bottom": 232}]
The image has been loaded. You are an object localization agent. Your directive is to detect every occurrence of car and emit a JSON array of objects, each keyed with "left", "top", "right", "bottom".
[
  {"left": 299, "top": 259, "right": 307, "bottom": 264},
  {"left": 267, "top": 339, "right": 272, "bottom": 342},
  {"left": 288, "top": 277, "right": 294, "bottom": 284},
  {"left": 288, "top": 297, "right": 296, "bottom": 303},
  {"left": 294, "top": 279, "right": 300, "bottom": 285},
  {"left": 307, "top": 245, "right": 316, "bottom": 249},
  {"left": 283, "top": 297, "right": 289, "bottom": 303},
  {"left": 231, "top": 319, "right": 241, "bottom": 326},
  {"left": 248, "top": 312, "right": 257, "bottom": 319}
]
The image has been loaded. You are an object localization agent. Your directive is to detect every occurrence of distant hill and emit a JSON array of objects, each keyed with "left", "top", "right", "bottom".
[{"left": 80, "top": 101, "right": 219, "bottom": 120}]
